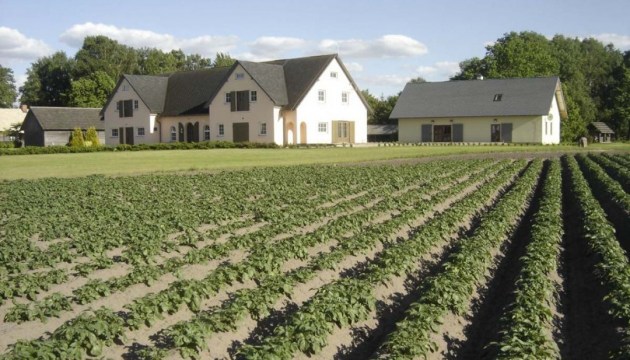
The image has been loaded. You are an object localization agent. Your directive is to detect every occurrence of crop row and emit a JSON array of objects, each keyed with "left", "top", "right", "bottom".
[
  {"left": 494, "top": 159, "right": 563, "bottom": 359},
  {"left": 576, "top": 154, "right": 630, "bottom": 217},
  {"left": 0, "top": 161, "right": 494, "bottom": 358},
  {"left": 564, "top": 155, "right": 630, "bottom": 357},
  {"left": 377, "top": 159, "right": 542, "bottom": 359},
  {"left": 589, "top": 153, "right": 630, "bottom": 193},
  {"left": 603, "top": 153, "right": 630, "bottom": 168},
  {"left": 238, "top": 160, "right": 530, "bottom": 359}
]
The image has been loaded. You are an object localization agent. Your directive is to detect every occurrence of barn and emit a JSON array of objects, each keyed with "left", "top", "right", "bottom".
[
  {"left": 391, "top": 77, "right": 567, "bottom": 144},
  {"left": 21, "top": 107, "right": 104, "bottom": 147}
]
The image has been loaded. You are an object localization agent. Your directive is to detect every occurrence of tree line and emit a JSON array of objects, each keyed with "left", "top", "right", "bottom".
[{"left": 1, "top": 32, "right": 629, "bottom": 140}]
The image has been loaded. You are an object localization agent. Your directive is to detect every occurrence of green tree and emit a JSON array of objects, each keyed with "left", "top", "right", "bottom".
[
  {"left": 362, "top": 89, "right": 398, "bottom": 125},
  {"left": 74, "top": 36, "right": 137, "bottom": 81},
  {"left": 69, "top": 71, "right": 116, "bottom": 108},
  {"left": 182, "top": 54, "right": 212, "bottom": 71},
  {"left": 409, "top": 76, "right": 427, "bottom": 84},
  {"left": 0, "top": 65, "right": 17, "bottom": 108},
  {"left": 609, "top": 51, "right": 630, "bottom": 139},
  {"left": 486, "top": 31, "right": 560, "bottom": 78},
  {"left": 451, "top": 57, "right": 488, "bottom": 80},
  {"left": 136, "top": 48, "right": 183, "bottom": 75},
  {"left": 212, "top": 52, "right": 236, "bottom": 68},
  {"left": 69, "top": 127, "right": 85, "bottom": 147},
  {"left": 20, "top": 52, "right": 74, "bottom": 106},
  {"left": 85, "top": 126, "right": 100, "bottom": 146}
]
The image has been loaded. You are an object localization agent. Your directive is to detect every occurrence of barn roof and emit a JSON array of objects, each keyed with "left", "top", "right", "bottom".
[
  {"left": 23, "top": 107, "right": 103, "bottom": 130},
  {"left": 591, "top": 121, "right": 615, "bottom": 134},
  {"left": 162, "top": 67, "right": 231, "bottom": 116},
  {"left": 391, "top": 77, "right": 566, "bottom": 119}
]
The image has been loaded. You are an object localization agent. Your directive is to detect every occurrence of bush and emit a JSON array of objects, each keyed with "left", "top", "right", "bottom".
[
  {"left": 0, "top": 141, "right": 14, "bottom": 149},
  {"left": 85, "top": 127, "right": 100, "bottom": 146},
  {"left": 69, "top": 128, "right": 85, "bottom": 147}
]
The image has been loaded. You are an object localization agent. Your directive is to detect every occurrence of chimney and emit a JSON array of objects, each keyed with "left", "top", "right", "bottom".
[{"left": 20, "top": 104, "right": 29, "bottom": 113}]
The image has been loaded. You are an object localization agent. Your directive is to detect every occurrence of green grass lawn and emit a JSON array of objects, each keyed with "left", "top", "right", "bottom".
[{"left": 1, "top": 143, "right": 628, "bottom": 180}]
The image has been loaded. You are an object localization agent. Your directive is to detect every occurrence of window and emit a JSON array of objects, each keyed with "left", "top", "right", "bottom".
[
  {"left": 137, "top": 127, "right": 145, "bottom": 136},
  {"left": 491, "top": 124, "right": 501, "bottom": 142},
  {"left": 170, "top": 126, "right": 177, "bottom": 141},
  {"left": 111, "top": 128, "right": 118, "bottom": 138},
  {"left": 218, "top": 124, "right": 225, "bottom": 136},
  {"left": 330, "top": 71, "right": 338, "bottom": 78},
  {"left": 235, "top": 73, "right": 245, "bottom": 80},
  {"left": 318, "top": 90, "right": 326, "bottom": 102},
  {"left": 259, "top": 122, "right": 267, "bottom": 136},
  {"left": 230, "top": 90, "right": 250, "bottom": 112},
  {"left": 134, "top": 100, "right": 139, "bottom": 109},
  {"left": 122, "top": 85, "right": 128, "bottom": 91},
  {"left": 117, "top": 100, "right": 133, "bottom": 117},
  {"left": 318, "top": 122, "right": 328, "bottom": 133},
  {"left": 493, "top": 93, "right": 503, "bottom": 102},
  {"left": 204, "top": 125, "right": 210, "bottom": 140},
  {"left": 250, "top": 90, "right": 257, "bottom": 102},
  {"left": 342, "top": 92, "right": 349, "bottom": 104},
  {"left": 433, "top": 125, "right": 452, "bottom": 142},
  {"left": 225, "top": 92, "right": 231, "bottom": 103}
]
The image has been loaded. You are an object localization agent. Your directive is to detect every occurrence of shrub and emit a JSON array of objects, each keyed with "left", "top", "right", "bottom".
[
  {"left": 85, "top": 127, "right": 100, "bottom": 146},
  {"left": 69, "top": 128, "right": 85, "bottom": 147}
]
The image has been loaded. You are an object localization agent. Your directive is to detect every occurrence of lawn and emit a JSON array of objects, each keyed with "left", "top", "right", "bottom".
[{"left": 0, "top": 143, "right": 628, "bottom": 180}]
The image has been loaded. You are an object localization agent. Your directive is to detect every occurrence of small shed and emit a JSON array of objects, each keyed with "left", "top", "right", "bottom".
[
  {"left": 21, "top": 107, "right": 104, "bottom": 146},
  {"left": 367, "top": 124, "right": 398, "bottom": 142},
  {"left": 590, "top": 122, "right": 614, "bottom": 143}
]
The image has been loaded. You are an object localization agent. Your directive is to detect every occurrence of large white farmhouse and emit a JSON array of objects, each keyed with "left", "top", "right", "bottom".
[
  {"left": 101, "top": 54, "right": 368, "bottom": 146},
  {"left": 391, "top": 77, "right": 568, "bottom": 144}
]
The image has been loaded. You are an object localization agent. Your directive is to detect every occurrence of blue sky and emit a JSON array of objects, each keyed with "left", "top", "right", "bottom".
[{"left": 1, "top": 0, "right": 629, "bottom": 98}]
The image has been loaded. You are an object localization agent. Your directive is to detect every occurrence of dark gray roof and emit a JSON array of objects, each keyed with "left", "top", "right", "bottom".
[
  {"left": 125, "top": 74, "right": 169, "bottom": 113},
  {"left": 368, "top": 124, "right": 398, "bottom": 135},
  {"left": 591, "top": 121, "right": 615, "bottom": 134},
  {"left": 162, "top": 67, "right": 231, "bottom": 116},
  {"left": 239, "top": 61, "right": 288, "bottom": 105},
  {"left": 25, "top": 107, "right": 103, "bottom": 130},
  {"left": 391, "top": 77, "right": 562, "bottom": 119}
]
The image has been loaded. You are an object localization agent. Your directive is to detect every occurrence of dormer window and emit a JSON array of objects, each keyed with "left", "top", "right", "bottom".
[{"left": 493, "top": 94, "right": 503, "bottom": 102}]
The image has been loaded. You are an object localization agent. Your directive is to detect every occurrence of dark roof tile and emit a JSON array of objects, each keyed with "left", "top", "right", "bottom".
[{"left": 26, "top": 107, "right": 103, "bottom": 130}]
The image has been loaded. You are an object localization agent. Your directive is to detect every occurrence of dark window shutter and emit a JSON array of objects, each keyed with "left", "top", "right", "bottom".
[
  {"left": 242, "top": 91, "right": 250, "bottom": 111},
  {"left": 118, "top": 101, "right": 123, "bottom": 117},
  {"left": 178, "top": 123, "right": 184, "bottom": 142},
  {"left": 452, "top": 124, "right": 463, "bottom": 142},
  {"left": 193, "top": 122, "right": 199, "bottom": 142},
  {"left": 501, "top": 123, "right": 513, "bottom": 143},
  {"left": 349, "top": 122, "right": 355, "bottom": 144},
  {"left": 421, "top": 124, "right": 432, "bottom": 142},
  {"left": 119, "top": 127, "right": 124, "bottom": 143},
  {"left": 124, "top": 100, "right": 133, "bottom": 117},
  {"left": 230, "top": 91, "right": 236, "bottom": 112}
]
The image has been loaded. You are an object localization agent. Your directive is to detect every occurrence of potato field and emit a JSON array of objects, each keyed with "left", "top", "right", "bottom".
[{"left": 0, "top": 153, "right": 629, "bottom": 359}]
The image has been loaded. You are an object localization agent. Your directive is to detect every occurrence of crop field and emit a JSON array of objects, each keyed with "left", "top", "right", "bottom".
[{"left": 0, "top": 152, "right": 629, "bottom": 359}]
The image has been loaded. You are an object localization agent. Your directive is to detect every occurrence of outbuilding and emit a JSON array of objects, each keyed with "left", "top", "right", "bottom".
[
  {"left": 590, "top": 122, "right": 614, "bottom": 143},
  {"left": 391, "top": 77, "right": 567, "bottom": 144},
  {"left": 21, "top": 107, "right": 104, "bottom": 146}
]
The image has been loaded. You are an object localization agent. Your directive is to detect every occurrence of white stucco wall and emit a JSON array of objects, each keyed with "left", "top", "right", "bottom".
[
  {"left": 207, "top": 64, "right": 279, "bottom": 144},
  {"left": 399, "top": 115, "right": 548, "bottom": 143},
  {"left": 541, "top": 94, "right": 562, "bottom": 144},
  {"left": 294, "top": 58, "right": 367, "bottom": 144},
  {"left": 103, "top": 79, "right": 159, "bottom": 145},
  {"left": 159, "top": 115, "right": 208, "bottom": 142}
]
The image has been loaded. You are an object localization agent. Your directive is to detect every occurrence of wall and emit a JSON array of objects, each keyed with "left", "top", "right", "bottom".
[
  {"left": 207, "top": 64, "right": 278, "bottom": 144},
  {"left": 44, "top": 130, "right": 105, "bottom": 146},
  {"left": 103, "top": 79, "right": 159, "bottom": 145},
  {"left": 21, "top": 113, "right": 44, "bottom": 146},
  {"left": 294, "top": 58, "right": 367, "bottom": 144},
  {"left": 399, "top": 115, "right": 545, "bottom": 143},
  {"left": 541, "top": 94, "right": 561, "bottom": 144},
  {"left": 159, "top": 115, "right": 208, "bottom": 142}
]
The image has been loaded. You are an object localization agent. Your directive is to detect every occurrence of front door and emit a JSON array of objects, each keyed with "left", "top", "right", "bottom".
[
  {"left": 125, "top": 127, "right": 134, "bottom": 145},
  {"left": 491, "top": 124, "right": 501, "bottom": 142},
  {"left": 332, "top": 121, "right": 354, "bottom": 143},
  {"left": 433, "top": 125, "right": 451, "bottom": 142},
  {"left": 233, "top": 122, "right": 249, "bottom": 142}
]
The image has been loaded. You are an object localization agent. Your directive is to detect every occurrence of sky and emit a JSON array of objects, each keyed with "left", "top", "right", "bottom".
[{"left": 1, "top": 0, "right": 629, "bottom": 99}]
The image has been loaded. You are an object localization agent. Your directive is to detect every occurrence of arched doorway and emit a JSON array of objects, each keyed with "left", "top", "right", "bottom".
[
  {"left": 300, "top": 122, "right": 307, "bottom": 144},
  {"left": 286, "top": 122, "right": 295, "bottom": 145}
]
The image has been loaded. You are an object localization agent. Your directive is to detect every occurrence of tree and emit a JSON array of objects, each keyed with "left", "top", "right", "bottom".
[
  {"left": 212, "top": 52, "right": 236, "bottom": 68},
  {"left": 85, "top": 126, "right": 100, "bottom": 146},
  {"left": 409, "top": 76, "right": 427, "bottom": 84},
  {"left": 451, "top": 57, "right": 488, "bottom": 80},
  {"left": 69, "top": 127, "right": 84, "bottom": 147},
  {"left": 20, "top": 52, "right": 74, "bottom": 106},
  {"left": 182, "top": 54, "right": 212, "bottom": 71},
  {"left": 136, "top": 48, "right": 183, "bottom": 75},
  {"left": 609, "top": 51, "right": 630, "bottom": 139},
  {"left": 74, "top": 36, "right": 137, "bottom": 81},
  {"left": 70, "top": 71, "right": 116, "bottom": 107},
  {"left": 0, "top": 65, "right": 17, "bottom": 108},
  {"left": 362, "top": 89, "right": 398, "bottom": 124}
]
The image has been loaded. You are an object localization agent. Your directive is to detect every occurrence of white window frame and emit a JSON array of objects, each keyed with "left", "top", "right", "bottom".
[
  {"left": 259, "top": 122, "right": 267, "bottom": 136},
  {"left": 225, "top": 92, "right": 231, "bottom": 104},
  {"left": 318, "top": 90, "right": 326, "bottom": 103},
  {"left": 111, "top": 128, "right": 118, "bottom": 138},
  {"left": 235, "top": 73, "right": 245, "bottom": 80},
  {"left": 250, "top": 90, "right": 257, "bottom": 102},
  {"left": 204, "top": 125, "right": 210, "bottom": 140},
  {"left": 218, "top": 124, "right": 225, "bottom": 137},
  {"left": 137, "top": 127, "right": 145, "bottom": 136},
  {"left": 170, "top": 126, "right": 177, "bottom": 141},
  {"left": 318, "top": 122, "right": 328, "bottom": 133},
  {"left": 342, "top": 92, "right": 349, "bottom": 104},
  {"left": 330, "top": 71, "right": 338, "bottom": 78},
  {"left": 134, "top": 100, "right": 139, "bottom": 109}
]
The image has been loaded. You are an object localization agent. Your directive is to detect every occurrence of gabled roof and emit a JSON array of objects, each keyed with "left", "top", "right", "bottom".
[
  {"left": 391, "top": 77, "right": 565, "bottom": 119},
  {"left": 23, "top": 107, "right": 103, "bottom": 130},
  {"left": 238, "top": 61, "right": 288, "bottom": 105},
  {"left": 162, "top": 67, "right": 231, "bottom": 116},
  {"left": 591, "top": 121, "right": 615, "bottom": 134},
  {"left": 124, "top": 75, "right": 169, "bottom": 113}
]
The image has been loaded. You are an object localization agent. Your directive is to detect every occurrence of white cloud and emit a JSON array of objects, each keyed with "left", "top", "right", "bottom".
[
  {"left": 246, "top": 36, "right": 306, "bottom": 59},
  {"left": 0, "top": 27, "right": 52, "bottom": 63},
  {"left": 592, "top": 33, "right": 630, "bottom": 50},
  {"left": 416, "top": 61, "right": 460, "bottom": 80},
  {"left": 359, "top": 74, "right": 413, "bottom": 87},
  {"left": 318, "top": 34, "right": 428, "bottom": 58},
  {"left": 345, "top": 62, "right": 364, "bottom": 72},
  {"left": 60, "top": 22, "right": 239, "bottom": 57}
]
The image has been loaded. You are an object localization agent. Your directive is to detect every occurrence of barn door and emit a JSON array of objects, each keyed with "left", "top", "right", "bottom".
[
  {"left": 233, "top": 122, "right": 249, "bottom": 142},
  {"left": 452, "top": 124, "right": 463, "bottom": 142},
  {"left": 501, "top": 123, "right": 513, "bottom": 143},
  {"left": 421, "top": 124, "right": 432, "bottom": 142},
  {"left": 118, "top": 127, "right": 124, "bottom": 144},
  {"left": 125, "top": 127, "right": 134, "bottom": 145}
]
